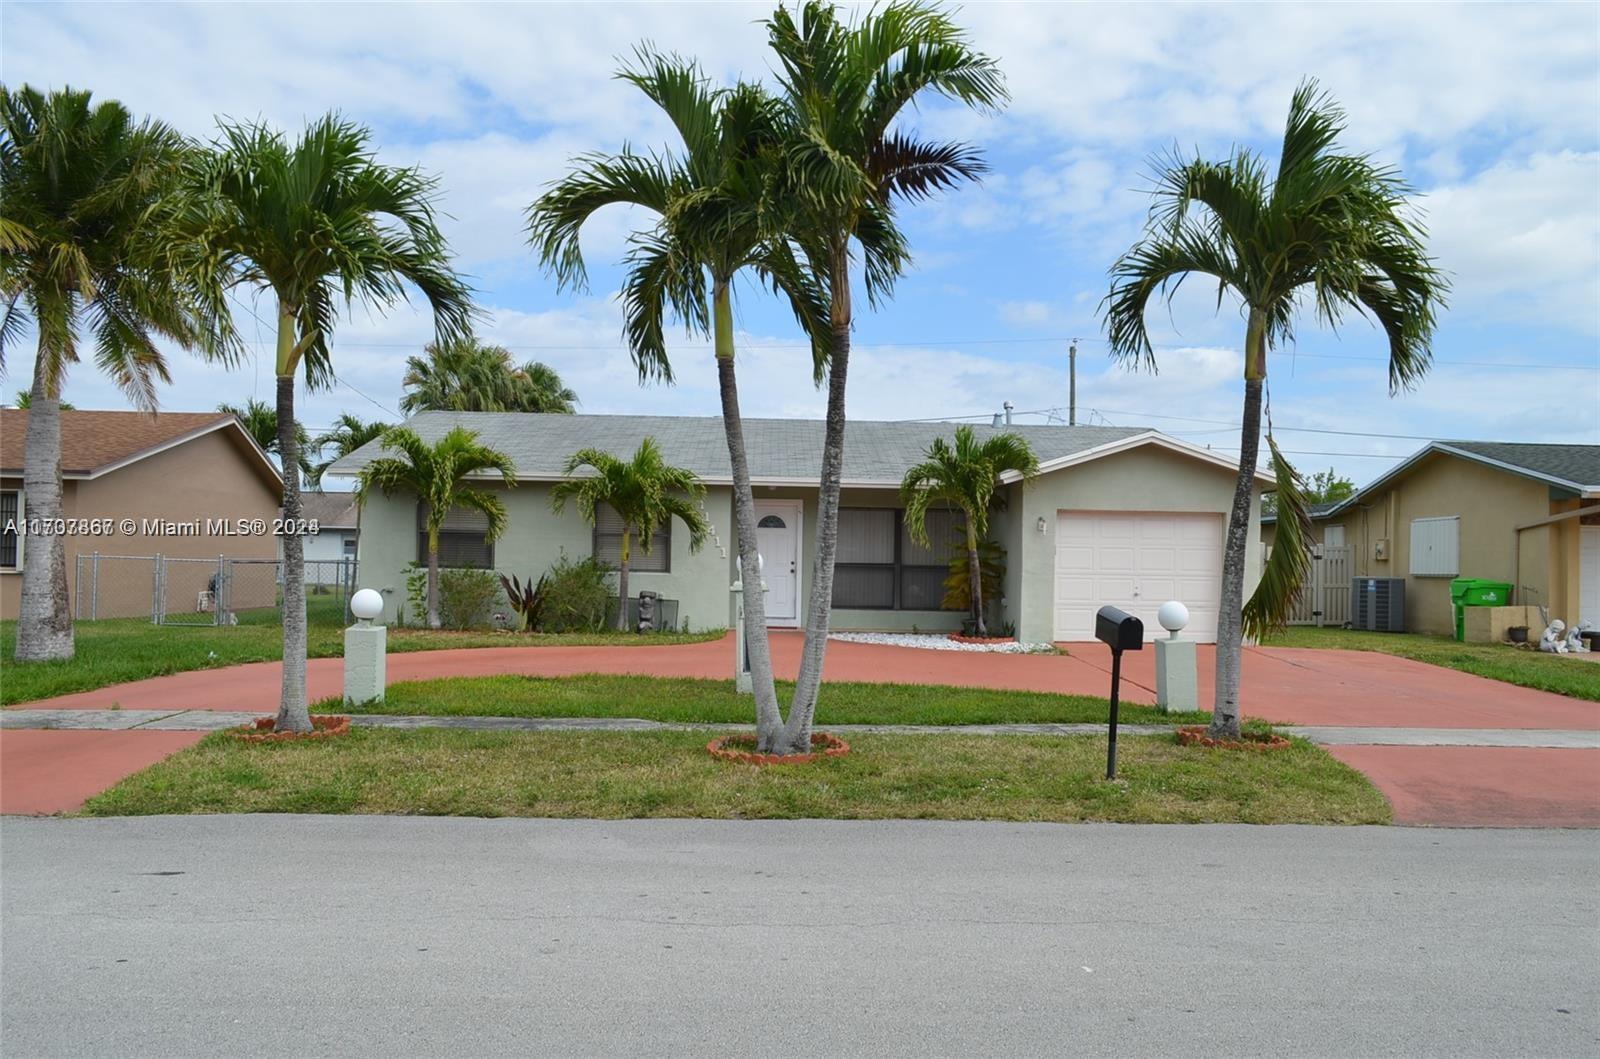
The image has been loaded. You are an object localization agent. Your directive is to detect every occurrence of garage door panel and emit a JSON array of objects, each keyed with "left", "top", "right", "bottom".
[{"left": 1054, "top": 511, "right": 1223, "bottom": 642}]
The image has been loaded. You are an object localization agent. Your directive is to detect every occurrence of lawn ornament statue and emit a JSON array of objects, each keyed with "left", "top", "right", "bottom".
[
  {"left": 1566, "top": 621, "right": 1592, "bottom": 653},
  {"left": 1539, "top": 619, "right": 1568, "bottom": 653}
]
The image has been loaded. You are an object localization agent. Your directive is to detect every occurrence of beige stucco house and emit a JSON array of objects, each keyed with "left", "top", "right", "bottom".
[
  {"left": 0, "top": 409, "right": 283, "bottom": 619},
  {"left": 1261, "top": 441, "right": 1600, "bottom": 635},
  {"left": 330, "top": 412, "right": 1269, "bottom": 643}
]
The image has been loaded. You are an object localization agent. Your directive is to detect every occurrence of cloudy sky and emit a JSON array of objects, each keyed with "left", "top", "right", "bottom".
[{"left": 5, "top": 1, "right": 1598, "bottom": 487}]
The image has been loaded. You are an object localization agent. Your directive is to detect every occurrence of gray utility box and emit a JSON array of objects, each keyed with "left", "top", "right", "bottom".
[{"left": 1350, "top": 577, "right": 1405, "bottom": 632}]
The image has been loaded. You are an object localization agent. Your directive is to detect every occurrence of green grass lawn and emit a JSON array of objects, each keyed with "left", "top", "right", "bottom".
[
  {"left": 1262, "top": 626, "right": 1600, "bottom": 701},
  {"left": 316, "top": 673, "right": 1209, "bottom": 727},
  {"left": 0, "top": 619, "right": 723, "bottom": 706},
  {"left": 78, "top": 727, "right": 1390, "bottom": 824}
]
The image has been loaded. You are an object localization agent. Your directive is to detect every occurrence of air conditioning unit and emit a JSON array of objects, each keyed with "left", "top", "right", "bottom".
[{"left": 1350, "top": 577, "right": 1405, "bottom": 632}]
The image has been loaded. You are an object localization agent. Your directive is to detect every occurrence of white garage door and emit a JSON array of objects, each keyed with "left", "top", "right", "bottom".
[
  {"left": 1581, "top": 526, "right": 1599, "bottom": 627},
  {"left": 1054, "top": 511, "right": 1224, "bottom": 642}
]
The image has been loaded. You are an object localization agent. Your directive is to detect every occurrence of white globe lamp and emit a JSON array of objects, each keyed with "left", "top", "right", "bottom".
[
  {"left": 1157, "top": 600, "right": 1189, "bottom": 640},
  {"left": 350, "top": 588, "right": 384, "bottom": 624}
]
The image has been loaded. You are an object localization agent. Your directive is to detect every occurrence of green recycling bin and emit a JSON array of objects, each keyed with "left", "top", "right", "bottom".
[{"left": 1450, "top": 578, "right": 1513, "bottom": 641}]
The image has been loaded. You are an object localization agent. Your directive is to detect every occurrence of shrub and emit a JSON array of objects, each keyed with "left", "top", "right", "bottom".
[
  {"left": 438, "top": 568, "right": 503, "bottom": 630},
  {"left": 534, "top": 554, "right": 612, "bottom": 633},
  {"left": 403, "top": 562, "right": 427, "bottom": 627}
]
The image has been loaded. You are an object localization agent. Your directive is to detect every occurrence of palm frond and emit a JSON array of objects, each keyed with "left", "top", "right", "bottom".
[{"left": 1243, "top": 434, "right": 1315, "bottom": 640}]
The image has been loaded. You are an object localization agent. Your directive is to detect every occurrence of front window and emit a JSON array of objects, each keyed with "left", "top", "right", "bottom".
[
  {"left": 593, "top": 503, "right": 671, "bottom": 572},
  {"left": 832, "top": 506, "right": 963, "bottom": 611},
  {"left": 418, "top": 503, "right": 494, "bottom": 569},
  {"left": 0, "top": 490, "right": 19, "bottom": 569}
]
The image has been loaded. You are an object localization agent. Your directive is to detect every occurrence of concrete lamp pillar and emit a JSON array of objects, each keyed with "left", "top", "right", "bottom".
[
  {"left": 344, "top": 588, "right": 387, "bottom": 706},
  {"left": 731, "top": 554, "right": 766, "bottom": 694},
  {"left": 1154, "top": 600, "right": 1197, "bottom": 714}
]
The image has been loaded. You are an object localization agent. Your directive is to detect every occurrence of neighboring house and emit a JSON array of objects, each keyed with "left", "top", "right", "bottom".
[
  {"left": 0, "top": 409, "right": 284, "bottom": 619},
  {"left": 283, "top": 492, "right": 361, "bottom": 583},
  {"left": 1261, "top": 441, "right": 1600, "bottom": 635},
  {"left": 330, "top": 412, "right": 1270, "bottom": 643}
]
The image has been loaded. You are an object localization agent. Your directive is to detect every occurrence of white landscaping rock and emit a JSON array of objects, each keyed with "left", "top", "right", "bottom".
[{"left": 829, "top": 631, "right": 1056, "bottom": 654}]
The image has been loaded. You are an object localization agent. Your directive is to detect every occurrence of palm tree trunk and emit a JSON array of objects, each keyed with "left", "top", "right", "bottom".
[
  {"left": 15, "top": 351, "right": 74, "bottom": 661},
  {"left": 1212, "top": 311, "right": 1267, "bottom": 740},
  {"left": 273, "top": 308, "right": 311, "bottom": 734},
  {"left": 967, "top": 520, "right": 985, "bottom": 638},
  {"left": 616, "top": 529, "right": 631, "bottom": 632},
  {"left": 425, "top": 526, "right": 442, "bottom": 630},
  {"left": 784, "top": 242, "right": 852, "bottom": 753},
  {"left": 714, "top": 282, "right": 784, "bottom": 750}
]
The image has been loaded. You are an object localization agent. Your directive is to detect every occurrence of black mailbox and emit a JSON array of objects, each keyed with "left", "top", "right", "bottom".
[{"left": 1095, "top": 606, "right": 1145, "bottom": 652}]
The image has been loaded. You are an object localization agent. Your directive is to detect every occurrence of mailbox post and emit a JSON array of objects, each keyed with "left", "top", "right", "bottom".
[{"left": 1094, "top": 605, "right": 1145, "bottom": 780}]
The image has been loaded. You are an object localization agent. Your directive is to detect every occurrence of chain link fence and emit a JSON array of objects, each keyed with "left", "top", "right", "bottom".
[{"left": 73, "top": 553, "right": 359, "bottom": 627}]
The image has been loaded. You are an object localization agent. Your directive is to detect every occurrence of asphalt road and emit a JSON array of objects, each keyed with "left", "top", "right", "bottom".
[{"left": 3, "top": 817, "right": 1596, "bottom": 1058}]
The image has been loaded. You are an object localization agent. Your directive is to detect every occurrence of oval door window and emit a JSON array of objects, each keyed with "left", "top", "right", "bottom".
[{"left": 758, "top": 515, "right": 786, "bottom": 528}]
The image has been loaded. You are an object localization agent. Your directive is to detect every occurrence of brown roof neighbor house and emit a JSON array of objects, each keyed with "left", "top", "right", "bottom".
[
  {"left": 1262, "top": 441, "right": 1600, "bottom": 635},
  {"left": 1, "top": 410, "right": 283, "bottom": 620}
]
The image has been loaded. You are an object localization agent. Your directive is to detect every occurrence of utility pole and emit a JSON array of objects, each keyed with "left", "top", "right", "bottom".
[{"left": 1068, "top": 339, "right": 1078, "bottom": 426}]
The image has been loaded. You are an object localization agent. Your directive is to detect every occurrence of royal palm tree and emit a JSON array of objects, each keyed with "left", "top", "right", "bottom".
[
  {"left": 1103, "top": 81, "right": 1446, "bottom": 739},
  {"left": 0, "top": 84, "right": 234, "bottom": 662},
  {"left": 163, "top": 115, "right": 474, "bottom": 731},
  {"left": 550, "top": 438, "right": 709, "bottom": 632},
  {"left": 219, "top": 398, "right": 312, "bottom": 479},
  {"left": 528, "top": 50, "right": 826, "bottom": 749},
  {"left": 354, "top": 426, "right": 514, "bottom": 629},
  {"left": 400, "top": 338, "right": 575, "bottom": 414},
  {"left": 765, "top": 0, "right": 1007, "bottom": 751},
  {"left": 901, "top": 426, "right": 1038, "bottom": 637},
  {"left": 308, "top": 412, "right": 391, "bottom": 489}
]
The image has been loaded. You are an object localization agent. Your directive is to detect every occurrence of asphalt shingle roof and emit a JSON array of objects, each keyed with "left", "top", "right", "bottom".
[
  {"left": 327, "top": 412, "right": 1147, "bottom": 485},
  {"left": 1440, "top": 441, "right": 1600, "bottom": 490}
]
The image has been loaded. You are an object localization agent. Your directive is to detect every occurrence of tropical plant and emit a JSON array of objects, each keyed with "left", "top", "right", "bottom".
[
  {"left": 500, "top": 553, "right": 614, "bottom": 633},
  {"left": 400, "top": 338, "right": 575, "bottom": 414},
  {"left": 498, "top": 571, "right": 546, "bottom": 632},
  {"left": 1102, "top": 81, "right": 1446, "bottom": 739},
  {"left": 309, "top": 412, "right": 391, "bottom": 489},
  {"left": 549, "top": 438, "right": 709, "bottom": 631},
  {"left": 11, "top": 391, "right": 74, "bottom": 409},
  {"left": 437, "top": 567, "right": 502, "bottom": 630},
  {"left": 161, "top": 114, "right": 474, "bottom": 729},
  {"left": 943, "top": 536, "right": 1005, "bottom": 624},
  {"left": 0, "top": 84, "right": 234, "bottom": 662},
  {"left": 764, "top": 0, "right": 1007, "bottom": 750},
  {"left": 901, "top": 426, "right": 1037, "bottom": 637},
  {"left": 527, "top": 48, "right": 826, "bottom": 748},
  {"left": 354, "top": 426, "right": 515, "bottom": 629},
  {"left": 1262, "top": 461, "right": 1355, "bottom": 516},
  {"left": 218, "top": 398, "right": 312, "bottom": 478}
]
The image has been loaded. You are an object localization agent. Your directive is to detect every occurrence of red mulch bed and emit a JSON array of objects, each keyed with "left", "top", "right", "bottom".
[
  {"left": 948, "top": 633, "right": 1014, "bottom": 645},
  {"left": 707, "top": 732, "right": 851, "bottom": 765},
  {"left": 1176, "top": 725, "right": 1291, "bottom": 751},
  {"left": 229, "top": 715, "right": 352, "bottom": 743}
]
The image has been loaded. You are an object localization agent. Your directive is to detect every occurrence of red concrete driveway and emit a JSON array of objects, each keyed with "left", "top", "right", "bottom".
[
  {"left": 15, "top": 632, "right": 1598, "bottom": 731},
  {"left": 1327, "top": 747, "right": 1600, "bottom": 827},
  {"left": 0, "top": 730, "right": 205, "bottom": 815}
]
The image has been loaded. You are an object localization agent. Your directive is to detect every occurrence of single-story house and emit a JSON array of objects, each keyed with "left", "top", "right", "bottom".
[
  {"left": 330, "top": 412, "right": 1269, "bottom": 643},
  {"left": 1261, "top": 441, "right": 1599, "bottom": 635},
  {"left": 285, "top": 492, "right": 361, "bottom": 583},
  {"left": 0, "top": 409, "right": 284, "bottom": 619}
]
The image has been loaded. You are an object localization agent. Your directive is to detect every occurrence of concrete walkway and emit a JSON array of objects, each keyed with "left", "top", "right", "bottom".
[{"left": 5, "top": 708, "right": 1599, "bottom": 747}]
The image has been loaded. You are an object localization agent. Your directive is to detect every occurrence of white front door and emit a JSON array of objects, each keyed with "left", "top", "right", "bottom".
[
  {"left": 754, "top": 501, "right": 802, "bottom": 625},
  {"left": 1581, "top": 526, "right": 1599, "bottom": 627},
  {"left": 1053, "top": 510, "right": 1225, "bottom": 642}
]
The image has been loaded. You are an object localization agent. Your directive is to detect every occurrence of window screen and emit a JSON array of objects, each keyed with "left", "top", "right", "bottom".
[
  {"left": 901, "top": 508, "right": 962, "bottom": 611},
  {"left": 834, "top": 508, "right": 895, "bottom": 608},
  {"left": 594, "top": 503, "right": 671, "bottom": 572},
  {"left": 418, "top": 502, "right": 495, "bottom": 569},
  {"left": 0, "top": 491, "right": 17, "bottom": 568}
]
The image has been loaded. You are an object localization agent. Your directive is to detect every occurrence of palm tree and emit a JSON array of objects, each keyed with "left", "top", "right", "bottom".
[
  {"left": 400, "top": 338, "right": 576, "bottom": 414},
  {"left": 901, "top": 426, "right": 1038, "bottom": 637},
  {"left": 354, "top": 426, "right": 515, "bottom": 629},
  {"left": 218, "top": 398, "right": 312, "bottom": 479},
  {"left": 528, "top": 50, "right": 826, "bottom": 749},
  {"left": 0, "top": 84, "right": 234, "bottom": 662},
  {"left": 308, "top": 413, "right": 391, "bottom": 489},
  {"left": 550, "top": 438, "right": 709, "bottom": 632},
  {"left": 11, "top": 391, "right": 73, "bottom": 409},
  {"left": 162, "top": 114, "right": 474, "bottom": 731},
  {"left": 1102, "top": 81, "right": 1446, "bottom": 739},
  {"left": 765, "top": 0, "right": 1007, "bottom": 751}
]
